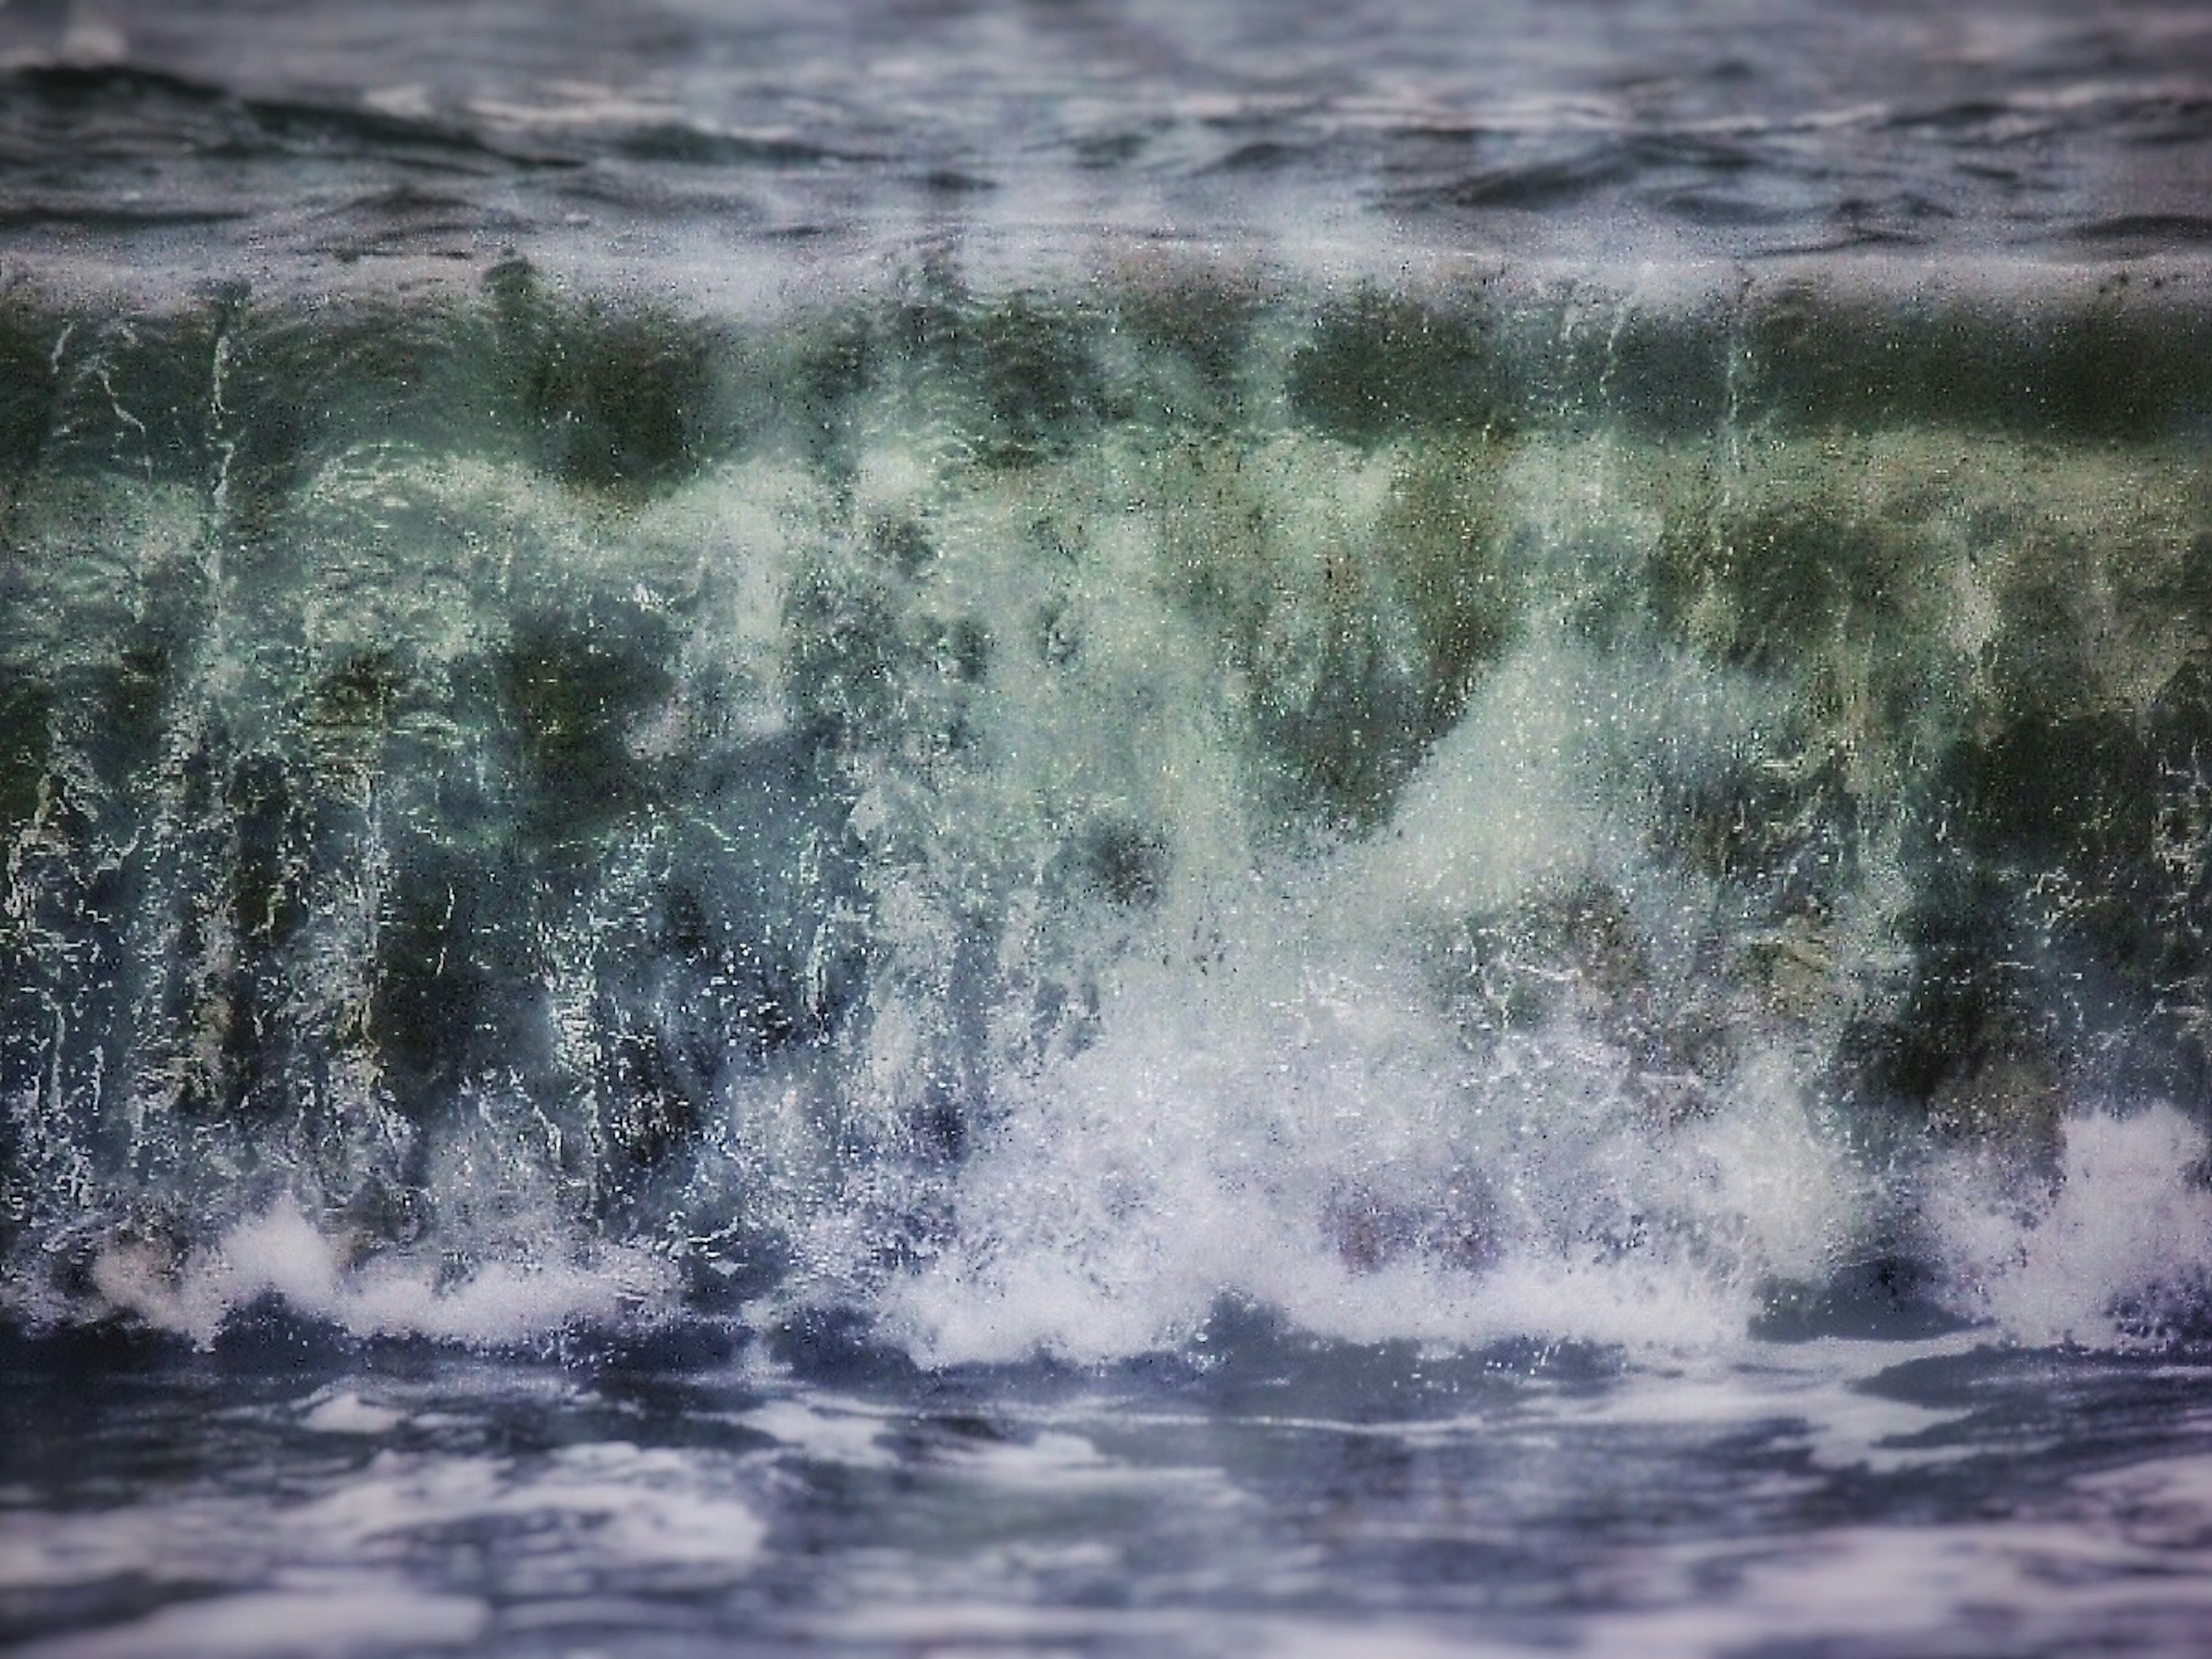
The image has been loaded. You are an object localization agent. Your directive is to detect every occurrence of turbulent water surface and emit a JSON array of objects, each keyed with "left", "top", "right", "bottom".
[{"left": 4, "top": 1, "right": 2212, "bottom": 1654}]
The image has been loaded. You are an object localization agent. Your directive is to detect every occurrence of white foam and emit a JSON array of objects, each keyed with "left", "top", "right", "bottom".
[
  {"left": 1368, "top": 633, "right": 1626, "bottom": 917},
  {"left": 0, "top": 1430, "right": 771, "bottom": 1642},
  {"left": 298, "top": 1389, "right": 408, "bottom": 1437},
  {"left": 1536, "top": 1331, "right": 1988, "bottom": 1475},
  {"left": 86, "top": 1198, "right": 680, "bottom": 1348},
  {"left": 529, "top": 1446, "right": 772, "bottom": 1578},
  {"left": 740, "top": 1397, "right": 898, "bottom": 1468},
  {"left": 1930, "top": 1104, "right": 2212, "bottom": 1349},
  {"left": 1542, "top": 1517, "right": 2212, "bottom": 1659},
  {"left": 876, "top": 880, "right": 1860, "bottom": 1365}
]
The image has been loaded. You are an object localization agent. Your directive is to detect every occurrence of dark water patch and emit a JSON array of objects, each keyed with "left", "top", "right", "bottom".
[
  {"left": 1202, "top": 138, "right": 1302, "bottom": 175},
  {"left": 2118, "top": 93, "right": 2212, "bottom": 147},
  {"left": 0, "top": 666, "right": 51, "bottom": 837},
  {"left": 1737, "top": 282, "right": 2212, "bottom": 440},
  {"left": 767, "top": 1297, "right": 1627, "bottom": 1425},
  {"left": 968, "top": 295, "right": 1111, "bottom": 467},
  {"left": 0, "top": 293, "right": 59, "bottom": 488},
  {"left": 1836, "top": 906, "right": 2059, "bottom": 1149},
  {"left": 1855, "top": 1344, "right": 2212, "bottom": 1452},
  {"left": 236, "top": 93, "right": 578, "bottom": 173},
  {"left": 214, "top": 296, "right": 481, "bottom": 480},
  {"left": 861, "top": 284, "right": 1124, "bottom": 469},
  {"left": 1071, "top": 819, "right": 1170, "bottom": 910},
  {"left": 1885, "top": 97, "right": 2021, "bottom": 136},
  {"left": 2075, "top": 213, "right": 2212, "bottom": 245},
  {"left": 500, "top": 605, "right": 676, "bottom": 843},
  {"left": 0, "top": 62, "right": 252, "bottom": 153},
  {"left": 1104, "top": 270, "right": 1261, "bottom": 432},
  {"left": 769, "top": 1304, "right": 944, "bottom": 1393},
  {"left": 484, "top": 262, "right": 722, "bottom": 495},
  {"left": 1156, "top": 430, "right": 1518, "bottom": 831},
  {"left": 0, "top": 199, "right": 250, "bottom": 232},
  {"left": 1956, "top": 710, "right": 2161, "bottom": 863},
  {"left": 1134, "top": 1302, "right": 1625, "bottom": 1422},
  {"left": 39, "top": 302, "right": 225, "bottom": 486},
  {"left": 1402, "top": 147, "right": 1633, "bottom": 213},
  {"left": 367, "top": 849, "right": 532, "bottom": 1116},
  {"left": 1652, "top": 491, "right": 1914, "bottom": 676},
  {"left": 610, "top": 124, "right": 876, "bottom": 169},
  {"left": 1556, "top": 302, "right": 1734, "bottom": 433},
  {"left": 309, "top": 183, "right": 521, "bottom": 264},
  {"left": 308, "top": 649, "right": 404, "bottom": 736},
  {"left": 0, "top": 62, "right": 579, "bottom": 179},
  {"left": 1657, "top": 187, "right": 1797, "bottom": 229},
  {"left": 1753, "top": 1255, "right": 1974, "bottom": 1343},
  {"left": 1286, "top": 289, "right": 1512, "bottom": 444}
]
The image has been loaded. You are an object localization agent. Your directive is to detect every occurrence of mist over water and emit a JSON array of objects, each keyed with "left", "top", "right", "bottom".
[{"left": 3, "top": 2, "right": 2212, "bottom": 1655}]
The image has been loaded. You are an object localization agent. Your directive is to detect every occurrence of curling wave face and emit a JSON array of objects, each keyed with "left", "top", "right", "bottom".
[{"left": 1, "top": 262, "right": 2210, "bottom": 1357}]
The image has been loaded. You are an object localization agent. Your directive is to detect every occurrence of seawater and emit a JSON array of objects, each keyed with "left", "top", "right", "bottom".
[
  {"left": 3, "top": 2, "right": 2212, "bottom": 1654},
  {"left": 9, "top": 1327, "right": 2212, "bottom": 1657}
]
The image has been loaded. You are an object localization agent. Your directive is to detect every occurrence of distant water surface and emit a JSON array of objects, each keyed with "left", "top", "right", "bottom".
[{"left": 0, "top": 0, "right": 2207, "bottom": 276}]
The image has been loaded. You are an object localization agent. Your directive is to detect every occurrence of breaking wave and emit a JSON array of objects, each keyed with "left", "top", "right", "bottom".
[{"left": 2, "top": 262, "right": 2209, "bottom": 1359}]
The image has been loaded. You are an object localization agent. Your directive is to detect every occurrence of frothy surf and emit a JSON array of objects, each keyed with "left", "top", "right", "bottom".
[{"left": 0, "top": 265, "right": 2205, "bottom": 1366}]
